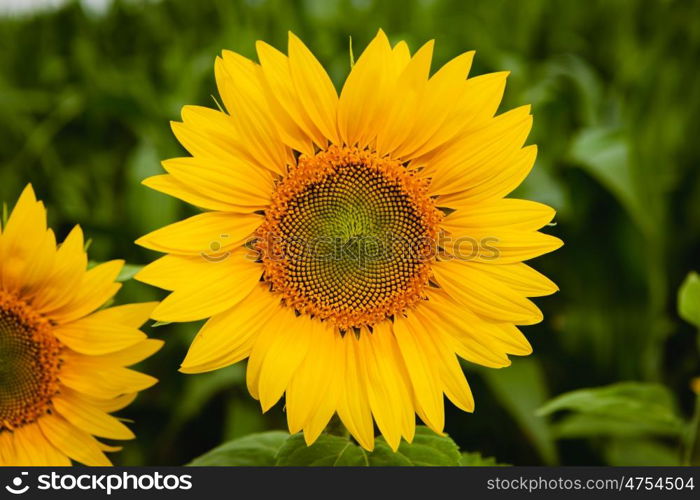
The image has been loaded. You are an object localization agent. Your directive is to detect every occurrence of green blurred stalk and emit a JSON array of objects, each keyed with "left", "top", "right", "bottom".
[{"left": 683, "top": 392, "right": 700, "bottom": 465}]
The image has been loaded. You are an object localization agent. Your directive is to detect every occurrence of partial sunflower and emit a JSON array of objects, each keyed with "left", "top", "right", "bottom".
[
  {"left": 0, "top": 185, "right": 161, "bottom": 466},
  {"left": 136, "top": 31, "right": 562, "bottom": 451}
]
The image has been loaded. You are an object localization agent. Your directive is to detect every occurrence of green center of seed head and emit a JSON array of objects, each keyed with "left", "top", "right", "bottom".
[
  {"left": 0, "top": 312, "right": 38, "bottom": 415},
  {"left": 275, "top": 163, "right": 428, "bottom": 315},
  {"left": 290, "top": 166, "right": 417, "bottom": 276}
]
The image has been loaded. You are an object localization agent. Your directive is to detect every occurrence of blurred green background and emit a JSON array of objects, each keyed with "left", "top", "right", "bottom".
[{"left": 1, "top": 0, "right": 699, "bottom": 466}]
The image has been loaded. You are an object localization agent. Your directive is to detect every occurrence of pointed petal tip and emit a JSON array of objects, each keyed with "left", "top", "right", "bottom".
[
  {"left": 302, "top": 431, "right": 317, "bottom": 447},
  {"left": 20, "top": 183, "right": 38, "bottom": 202},
  {"left": 133, "top": 235, "right": 148, "bottom": 248}
]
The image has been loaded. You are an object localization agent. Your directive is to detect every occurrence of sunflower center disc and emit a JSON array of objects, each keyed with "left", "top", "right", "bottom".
[
  {"left": 0, "top": 292, "right": 61, "bottom": 430},
  {"left": 257, "top": 146, "right": 442, "bottom": 330}
]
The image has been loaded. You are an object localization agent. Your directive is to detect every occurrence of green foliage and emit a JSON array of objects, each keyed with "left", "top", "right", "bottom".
[
  {"left": 167, "top": 366, "right": 245, "bottom": 435},
  {"left": 538, "top": 382, "right": 684, "bottom": 436},
  {"left": 537, "top": 382, "right": 688, "bottom": 465},
  {"left": 116, "top": 263, "right": 143, "bottom": 282},
  {"left": 604, "top": 438, "right": 681, "bottom": 467},
  {"left": 189, "top": 431, "right": 289, "bottom": 466},
  {"left": 276, "top": 434, "right": 369, "bottom": 466},
  {"left": 367, "top": 427, "right": 462, "bottom": 466},
  {"left": 190, "top": 426, "right": 477, "bottom": 467},
  {"left": 678, "top": 272, "right": 700, "bottom": 329},
  {"left": 477, "top": 358, "right": 558, "bottom": 464},
  {"left": 459, "top": 452, "right": 508, "bottom": 467},
  {"left": 569, "top": 127, "right": 645, "bottom": 235}
]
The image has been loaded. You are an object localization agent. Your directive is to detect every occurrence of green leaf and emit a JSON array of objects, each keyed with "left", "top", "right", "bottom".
[
  {"left": 569, "top": 126, "right": 654, "bottom": 237},
  {"left": 477, "top": 358, "right": 559, "bottom": 464},
  {"left": 188, "top": 431, "right": 290, "bottom": 466},
  {"left": 537, "top": 382, "right": 684, "bottom": 438},
  {"left": 678, "top": 272, "right": 700, "bottom": 328},
  {"left": 275, "top": 433, "right": 368, "bottom": 466},
  {"left": 197, "top": 426, "right": 465, "bottom": 467},
  {"left": 116, "top": 263, "right": 143, "bottom": 282},
  {"left": 459, "top": 451, "right": 509, "bottom": 466},
  {"left": 604, "top": 438, "right": 681, "bottom": 466},
  {"left": 552, "top": 412, "right": 683, "bottom": 439},
  {"left": 368, "top": 426, "right": 461, "bottom": 466},
  {"left": 169, "top": 365, "right": 245, "bottom": 431}
]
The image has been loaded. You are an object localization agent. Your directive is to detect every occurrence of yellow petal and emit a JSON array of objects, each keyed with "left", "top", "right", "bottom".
[
  {"left": 371, "top": 321, "right": 416, "bottom": 442},
  {"left": 246, "top": 304, "right": 297, "bottom": 400},
  {"left": 151, "top": 247, "right": 261, "bottom": 322},
  {"left": 53, "top": 391, "right": 135, "bottom": 440},
  {"left": 442, "top": 198, "right": 556, "bottom": 234},
  {"left": 437, "top": 145, "right": 537, "bottom": 204},
  {"left": 163, "top": 156, "right": 274, "bottom": 209},
  {"left": 426, "top": 105, "right": 532, "bottom": 195},
  {"left": 96, "top": 441, "right": 123, "bottom": 453},
  {"left": 38, "top": 414, "right": 111, "bottom": 466},
  {"left": 89, "top": 338, "right": 164, "bottom": 367},
  {"left": 375, "top": 40, "right": 434, "bottom": 157},
  {"left": 180, "top": 283, "right": 278, "bottom": 373},
  {"left": 215, "top": 55, "right": 288, "bottom": 175},
  {"left": 0, "top": 185, "right": 53, "bottom": 294},
  {"left": 285, "top": 322, "right": 340, "bottom": 438},
  {"left": 136, "top": 211, "right": 260, "bottom": 255},
  {"left": 441, "top": 228, "right": 563, "bottom": 264},
  {"left": 358, "top": 325, "right": 406, "bottom": 451},
  {"left": 88, "top": 302, "right": 158, "bottom": 328},
  {"left": 53, "top": 317, "right": 146, "bottom": 355},
  {"left": 15, "top": 226, "right": 57, "bottom": 300},
  {"left": 394, "top": 50, "right": 475, "bottom": 159},
  {"left": 465, "top": 262, "right": 559, "bottom": 297},
  {"left": 394, "top": 316, "right": 445, "bottom": 434},
  {"left": 257, "top": 315, "right": 314, "bottom": 412},
  {"left": 0, "top": 431, "right": 14, "bottom": 465},
  {"left": 415, "top": 318, "right": 475, "bottom": 412},
  {"left": 337, "top": 30, "right": 393, "bottom": 148},
  {"left": 414, "top": 302, "right": 511, "bottom": 368},
  {"left": 299, "top": 331, "right": 343, "bottom": 445},
  {"left": 171, "top": 111, "right": 244, "bottom": 161},
  {"left": 287, "top": 32, "right": 339, "bottom": 144},
  {"left": 423, "top": 289, "right": 532, "bottom": 359},
  {"left": 421, "top": 70, "right": 509, "bottom": 155},
  {"left": 49, "top": 260, "right": 123, "bottom": 324},
  {"left": 76, "top": 391, "right": 139, "bottom": 413},
  {"left": 11, "top": 423, "right": 70, "bottom": 466},
  {"left": 256, "top": 40, "right": 323, "bottom": 151},
  {"left": 135, "top": 254, "right": 194, "bottom": 291},
  {"left": 31, "top": 225, "right": 87, "bottom": 314},
  {"left": 336, "top": 333, "right": 375, "bottom": 451},
  {"left": 433, "top": 260, "right": 543, "bottom": 325},
  {"left": 60, "top": 359, "right": 157, "bottom": 399},
  {"left": 143, "top": 174, "right": 253, "bottom": 213}
]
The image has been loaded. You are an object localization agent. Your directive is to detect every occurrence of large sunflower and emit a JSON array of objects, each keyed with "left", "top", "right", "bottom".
[
  {"left": 0, "top": 185, "right": 161, "bottom": 466},
  {"left": 136, "top": 31, "right": 562, "bottom": 451}
]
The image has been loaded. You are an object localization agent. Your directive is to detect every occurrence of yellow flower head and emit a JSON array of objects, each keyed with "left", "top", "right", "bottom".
[
  {"left": 137, "top": 31, "right": 562, "bottom": 451},
  {"left": 0, "top": 185, "right": 161, "bottom": 466}
]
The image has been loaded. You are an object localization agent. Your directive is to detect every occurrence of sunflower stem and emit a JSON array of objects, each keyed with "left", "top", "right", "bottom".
[
  {"left": 325, "top": 415, "right": 350, "bottom": 439},
  {"left": 683, "top": 392, "right": 700, "bottom": 465}
]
